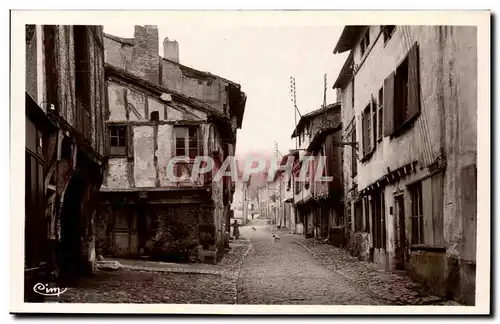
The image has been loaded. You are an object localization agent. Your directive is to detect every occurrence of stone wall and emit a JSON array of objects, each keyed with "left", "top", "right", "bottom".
[
  {"left": 95, "top": 203, "right": 215, "bottom": 262},
  {"left": 340, "top": 25, "right": 477, "bottom": 305}
]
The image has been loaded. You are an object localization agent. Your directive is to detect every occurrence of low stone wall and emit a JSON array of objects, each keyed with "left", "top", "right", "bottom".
[
  {"left": 95, "top": 203, "right": 217, "bottom": 263},
  {"left": 407, "top": 251, "right": 476, "bottom": 306}
]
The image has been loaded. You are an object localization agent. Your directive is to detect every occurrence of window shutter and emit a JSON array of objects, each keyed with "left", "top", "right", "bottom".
[
  {"left": 371, "top": 95, "right": 377, "bottom": 149},
  {"left": 383, "top": 72, "right": 395, "bottom": 136},
  {"left": 407, "top": 43, "right": 421, "bottom": 120},
  {"left": 362, "top": 113, "right": 367, "bottom": 157}
]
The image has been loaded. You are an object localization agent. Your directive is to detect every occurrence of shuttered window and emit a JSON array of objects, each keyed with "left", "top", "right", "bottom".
[{"left": 383, "top": 43, "right": 420, "bottom": 137}]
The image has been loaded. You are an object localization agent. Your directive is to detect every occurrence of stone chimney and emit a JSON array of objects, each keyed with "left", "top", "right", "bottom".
[
  {"left": 163, "top": 37, "right": 179, "bottom": 63},
  {"left": 130, "top": 25, "right": 159, "bottom": 85}
]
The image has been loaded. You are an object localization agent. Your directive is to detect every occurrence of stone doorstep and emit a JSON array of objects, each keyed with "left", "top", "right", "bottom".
[{"left": 198, "top": 250, "right": 217, "bottom": 265}]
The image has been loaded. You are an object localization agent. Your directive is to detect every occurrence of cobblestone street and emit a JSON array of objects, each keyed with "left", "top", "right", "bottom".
[
  {"left": 237, "top": 219, "right": 381, "bottom": 305},
  {"left": 45, "top": 218, "right": 461, "bottom": 305}
]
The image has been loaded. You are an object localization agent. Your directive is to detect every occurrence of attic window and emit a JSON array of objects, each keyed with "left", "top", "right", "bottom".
[
  {"left": 150, "top": 111, "right": 159, "bottom": 121},
  {"left": 207, "top": 79, "right": 213, "bottom": 86},
  {"left": 198, "top": 79, "right": 203, "bottom": 85}
]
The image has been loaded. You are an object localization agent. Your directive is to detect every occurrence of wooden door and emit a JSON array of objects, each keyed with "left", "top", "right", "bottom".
[{"left": 394, "top": 195, "right": 406, "bottom": 270}]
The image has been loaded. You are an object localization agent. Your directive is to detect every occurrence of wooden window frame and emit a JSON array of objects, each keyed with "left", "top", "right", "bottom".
[
  {"left": 109, "top": 125, "right": 127, "bottom": 156},
  {"left": 410, "top": 182, "right": 424, "bottom": 245},
  {"left": 174, "top": 125, "right": 199, "bottom": 160},
  {"left": 377, "top": 87, "right": 384, "bottom": 142},
  {"left": 362, "top": 103, "right": 373, "bottom": 160}
]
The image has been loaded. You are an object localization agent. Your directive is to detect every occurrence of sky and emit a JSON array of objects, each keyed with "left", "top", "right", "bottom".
[{"left": 103, "top": 20, "right": 349, "bottom": 161}]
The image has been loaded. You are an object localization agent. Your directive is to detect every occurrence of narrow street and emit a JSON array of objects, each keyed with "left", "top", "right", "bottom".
[
  {"left": 237, "top": 218, "right": 380, "bottom": 305},
  {"left": 45, "top": 217, "right": 459, "bottom": 305}
]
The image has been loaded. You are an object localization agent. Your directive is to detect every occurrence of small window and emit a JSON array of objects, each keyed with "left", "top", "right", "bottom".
[
  {"left": 109, "top": 126, "right": 127, "bottom": 156},
  {"left": 110, "top": 126, "right": 127, "bottom": 147},
  {"left": 174, "top": 126, "right": 199, "bottom": 159},
  {"left": 150, "top": 111, "right": 159, "bottom": 121},
  {"left": 382, "top": 25, "right": 396, "bottom": 43}
]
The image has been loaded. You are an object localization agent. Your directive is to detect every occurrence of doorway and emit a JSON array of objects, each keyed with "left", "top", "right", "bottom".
[
  {"left": 394, "top": 194, "right": 406, "bottom": 270},
  {"left": 59, "top": 171, "right": 85, "bottom": 281}
]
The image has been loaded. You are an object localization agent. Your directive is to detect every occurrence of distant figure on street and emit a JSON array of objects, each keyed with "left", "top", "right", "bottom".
[{"left": 231, "top": 220, "right": 240, "bottom": 240}]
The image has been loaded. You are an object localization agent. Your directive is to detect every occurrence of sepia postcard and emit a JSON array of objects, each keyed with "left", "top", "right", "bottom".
[{"left": 10, "top": 10, "right": 491, "bottom": 315}]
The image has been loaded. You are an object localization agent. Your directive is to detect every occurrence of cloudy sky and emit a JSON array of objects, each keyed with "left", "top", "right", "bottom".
[{"left": 103, "top": 17, "right": 348, "bottom": 160}]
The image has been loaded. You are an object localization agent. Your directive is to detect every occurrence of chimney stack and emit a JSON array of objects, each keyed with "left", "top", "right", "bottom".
[
  {"left": 130, "top": 25, "right": 159, "bottom": 85},
  {"left": 163, "top": 37, "right": 179, "bottom": 63}
]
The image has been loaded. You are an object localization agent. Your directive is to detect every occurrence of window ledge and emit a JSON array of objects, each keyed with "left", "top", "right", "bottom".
[
  {"left": 360, "top": 149, "right": 375, "bottom": 163},
  {"left": 107, "top": 154, "right": 128, "bottom": 158},
  {"left": 410, "top": 245, "right": 446, "bottom": 253}
]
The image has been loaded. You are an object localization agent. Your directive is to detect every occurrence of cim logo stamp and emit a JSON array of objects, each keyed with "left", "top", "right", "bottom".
[{"left": 33, "top": 283, "right": 68, "bottom": 297}]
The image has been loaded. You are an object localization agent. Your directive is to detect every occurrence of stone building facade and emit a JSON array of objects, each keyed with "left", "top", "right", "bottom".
[
  {"left": 96, "top": 25, "right": 246, "bottom": 263},
  {"left": 291, "top": 103, "right": 343, "bottom": 240},
  {"left": 25, "top": 25, "right": 106, "bottom": 299},
  {"left": 333, "top": 25, "right": 477, "bottom": 305}
]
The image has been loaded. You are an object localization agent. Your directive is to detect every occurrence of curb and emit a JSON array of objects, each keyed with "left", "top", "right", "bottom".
[
  {"left": 234, "top": 239, "right": 252, "bottom": 305},
  {"left": 295, "top": 241, "right": 448, "bottom": 306},
  {"left": 121, "top": 264, "right": 224, "bottom": 276}
]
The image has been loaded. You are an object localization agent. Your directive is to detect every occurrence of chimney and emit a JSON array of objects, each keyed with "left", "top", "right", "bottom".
[
  {"left": 163, "top": 37, "right": 179, "bottom": 63},
  {"left": 130, "top": 25, "right": 159, "bottom": 85}
]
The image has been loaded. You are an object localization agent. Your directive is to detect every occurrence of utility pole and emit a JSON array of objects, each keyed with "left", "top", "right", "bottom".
[
  {"left": 274, "top": 141, "right": 282, "bottom": 228},
  {"left": 290, "top": 76, "right": 300, "bottom": 233}
]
